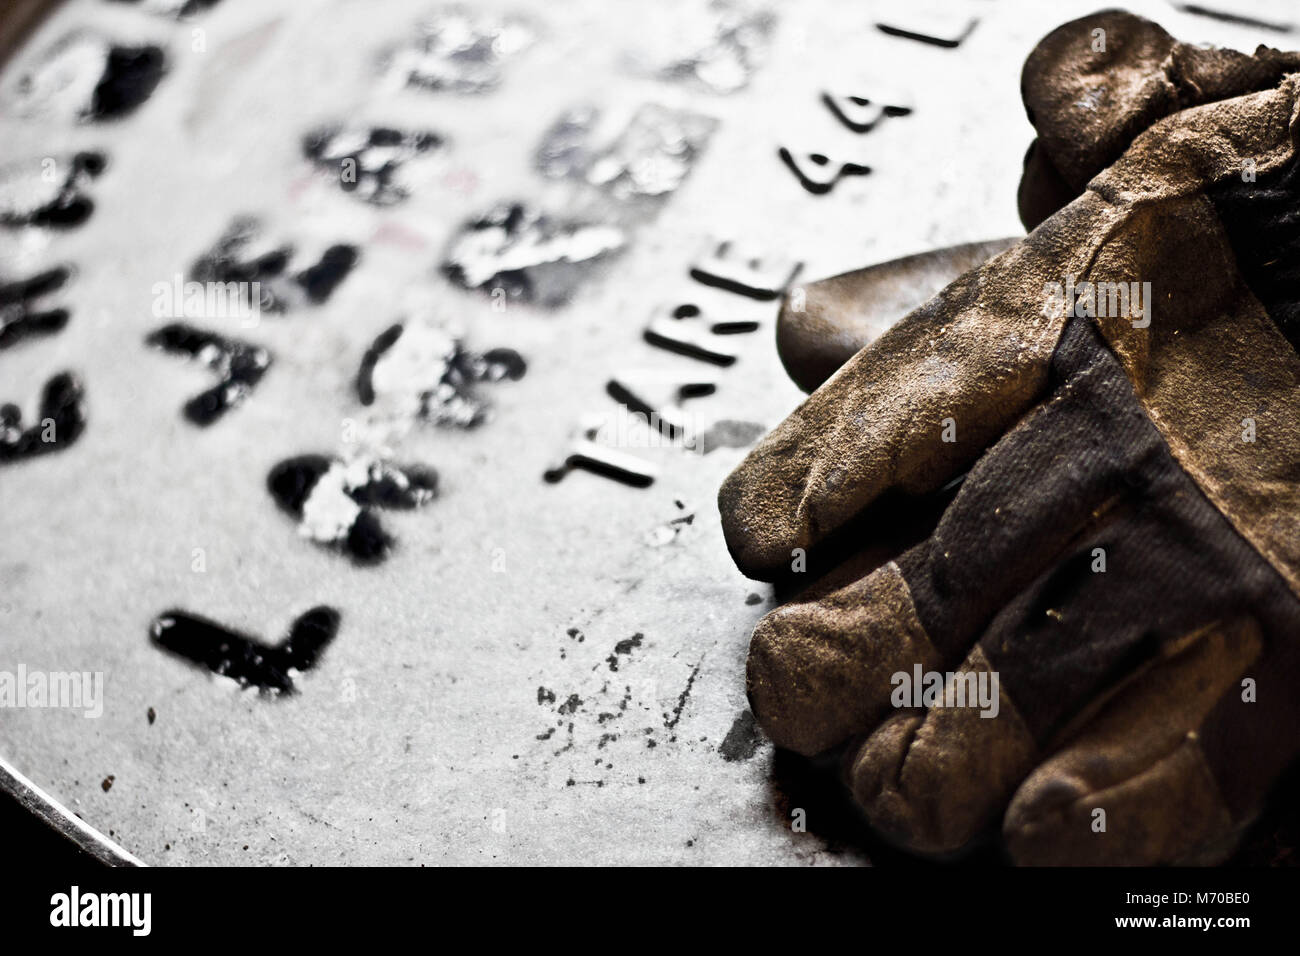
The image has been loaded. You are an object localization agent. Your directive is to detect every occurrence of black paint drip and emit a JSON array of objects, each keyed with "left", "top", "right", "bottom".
[
  {"left": 295, "top": 245, "right": 359, "bottom": 304},
  {"left": 150, "top": 606, "right": 340, "bottom": 693},
  {"left": 0, "top": 152, "right": 105, "bottom": 229},
  {"left": 91, "top": 45, "right": 166, "bottom": 120},
  {"left": 192, "top": 219, "right": 358, "bottom": 313},
  {"left": 191, "top": 219, "right": 291, "bottom": 307},
  {"left": 0, "top": 372, "right": 86, "bottom": 463},
  {"left": 145, "top": 323, "right": 272, "bottom": 425},
  {"left": 0, "top": 266, "right": 72, "bottom": 349},
  {"left": 268, "top": 454, "right": 438, "bottom": 563},
  {"left": 355, "top": 324, "right": 405, "bottom": 404},
  {"left": 303, "top": 125, "right": 445, "bottom": 205},
  {"left": 356, "top": 322, "right": 526, "bottom": 427},
  {"left": 107, "top": 0, "right": 224, "bottom": 20},
  {"left": 441, "top": 202, "right": 626, "bottom": 307}
]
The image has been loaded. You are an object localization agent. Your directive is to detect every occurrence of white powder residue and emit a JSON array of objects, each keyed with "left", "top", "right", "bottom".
[
  {"left": 447, "top": 219, "right": 626, "bottom": 289},
  {"left": 298, "top": 461, "right": 360, "bottom": 543}
]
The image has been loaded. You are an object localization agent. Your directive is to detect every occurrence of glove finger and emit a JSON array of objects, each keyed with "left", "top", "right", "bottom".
[
  {"left": 1004, "top": 619, "right": 1300, "bottom": 865},
  {"left": 1021, "top": 10, "right": 1179, "bottom": 194},
  {"left": 747, "top": 560, "right": 945, "bottom": 757},
  {"left": 718, "top": 200, "right": 1103, "bottom": 581},
  {"left": 775, "top": 238, "right": 1018, "bottom": 394},
  {"left": 845, "top": 643, "right": 1031, "bottom": 856}
]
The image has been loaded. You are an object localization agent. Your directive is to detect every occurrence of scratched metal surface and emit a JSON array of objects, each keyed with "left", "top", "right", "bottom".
[{"left": 0, "top": 0, "right": 1293, "bottom": 865}]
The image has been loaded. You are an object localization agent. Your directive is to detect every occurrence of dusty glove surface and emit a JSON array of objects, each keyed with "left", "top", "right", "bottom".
[
  {"left": 1018, "top": 9, "right": 1300, "bottom": 229},
  {"left": 720, "top": 77, "right": 1300, "bottom": 864},
  {"left": 776, "top": 238, "right": 1020, "bottom": 394}
]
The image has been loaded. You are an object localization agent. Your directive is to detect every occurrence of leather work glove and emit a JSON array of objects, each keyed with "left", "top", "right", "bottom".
[
  {"left": 1018, "top": 9, "right": 1300, "bottom": 229},
  {"left": 776, "top": 11, "right": 1300, "bottom": 399},
  {"left": 719, "top": 76, "right": 1300, "bottom": 864}
]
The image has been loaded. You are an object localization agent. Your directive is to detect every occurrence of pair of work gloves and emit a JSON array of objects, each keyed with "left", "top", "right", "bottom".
[{"left": 719, "top": 10, "right": 1300, "bottom": 865}]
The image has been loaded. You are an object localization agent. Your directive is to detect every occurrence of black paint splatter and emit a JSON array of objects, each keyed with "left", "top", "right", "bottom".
[
  {"left": 17, "top": 34, "right": 164, "bottom": 121},
  {"left": 356, "top": 322, "right": 525, "bottom": 428},
  {"left": 0, "top": 373, "right": 86, "bottom": 463},
  {"left": 150, "top": 606, "right": 340, "bottom": 693},
  {"left": 295, "top": 245, "right": 359, "bottom": 304},
  {"left": 604, "top": 633, "right": 643, "bottom": 672},
  {"left": 441, "top": 202, "right": 625, "bottom": 307},
  {"left": 0, "top": 153, "right": 105, "bottom": 229},
  {"left": 91, "top": 45, "right": 166, "bottom": 119},
  {"left": 267, "top": 454, "right": 438, "bottom": 563},
  {"left": 303, "top": 125, "right": 446, "bottom": 205},
  {"left": 145, "top": 323, "right": 271, "bottom": 425},
  {"left": 380, "top": 9, "right": 535, "bottom": 94},
  {"left": 664, "top": 661, "right": 702, "bottom": 733},
  {"left": 191, "top": 218, "right": 358, "bottom": 313},
  {"left": 107, "top": 0, "right": 224, "bottom": 21},
  {"left": 0, "top": 267, "right": 72, "bottom": 349}
]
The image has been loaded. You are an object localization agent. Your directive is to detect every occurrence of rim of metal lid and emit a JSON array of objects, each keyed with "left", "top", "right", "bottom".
[
  {"left": 1, "top": 755, "right": 144, "bottom": 866},
  {"left": 0, "top": 0, "right": 141, "bottom": 868}
]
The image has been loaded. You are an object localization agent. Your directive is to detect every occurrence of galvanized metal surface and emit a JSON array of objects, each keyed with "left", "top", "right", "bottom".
[{"left": 0, "top": 0, "right": 1293, "bottom": 865}]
